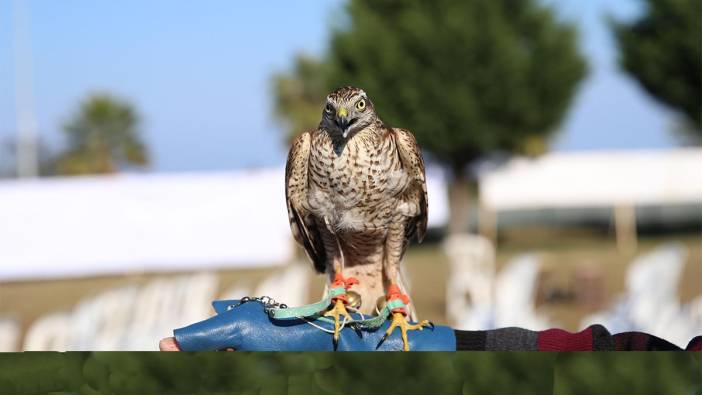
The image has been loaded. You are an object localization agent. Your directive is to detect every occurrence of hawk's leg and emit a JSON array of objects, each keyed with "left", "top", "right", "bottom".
[
  {"left": 319, "top": 225, "right": 358, "bottom": 347},
  {"left": 323, "top": 273, "right": 359, "bottom": 348},
  {"left": 376, "top": 285, "right": 433, "bottom": 351},
  {"left": 379, "top": 222, "right": 432, "bottom": 351}
]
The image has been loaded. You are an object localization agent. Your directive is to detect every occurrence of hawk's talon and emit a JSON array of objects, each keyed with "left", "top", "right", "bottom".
[
  {"left": 350, "top": 323, "right": 364, "bottom": 338},
  {"left": 324, "top": 299, "right": 353, "bottom": 348},
  {"left": 378, "top": 312, "right": 433, "bottom": 351},
  {"left": 376, "top": 332, "right": 390, "bottom": 350}
]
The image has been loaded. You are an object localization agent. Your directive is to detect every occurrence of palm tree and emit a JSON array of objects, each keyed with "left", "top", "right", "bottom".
[{"left": 55, "top": 93, "right": 149, "bottom": 175}]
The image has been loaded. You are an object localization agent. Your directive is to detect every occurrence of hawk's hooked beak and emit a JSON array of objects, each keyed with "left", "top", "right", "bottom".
[{"left": 335, "top": 107, "right": 354, "bottom": 138}]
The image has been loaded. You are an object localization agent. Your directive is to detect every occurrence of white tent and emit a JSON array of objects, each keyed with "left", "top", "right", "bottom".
[
  {"left": 480, "top": 148, "right": 702, "bottom": 210},
  {"left": 0, "top": 167, "right": 448, "bottom": 281},
  {"left": 478, "top": 148, "right": 702, "bottom": 251}
]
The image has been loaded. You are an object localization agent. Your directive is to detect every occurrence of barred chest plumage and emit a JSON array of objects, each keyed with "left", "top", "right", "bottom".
[{"left": 306, "top": 127, "right": 412, "bottom": 234}]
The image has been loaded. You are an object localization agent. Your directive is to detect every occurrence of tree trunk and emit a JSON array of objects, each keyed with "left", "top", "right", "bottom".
[{"left": 447, "top": 167, "right": 472, "bottom": 235}]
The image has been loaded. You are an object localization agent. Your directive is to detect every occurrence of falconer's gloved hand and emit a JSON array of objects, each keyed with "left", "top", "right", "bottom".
[{"left": 172, "top": 298, "right": 456, "bottom": 351}]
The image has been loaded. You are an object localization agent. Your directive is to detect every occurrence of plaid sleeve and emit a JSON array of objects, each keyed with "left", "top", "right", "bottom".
[{"left": 454, "top": 325, "right": 698, "bottom": 351}]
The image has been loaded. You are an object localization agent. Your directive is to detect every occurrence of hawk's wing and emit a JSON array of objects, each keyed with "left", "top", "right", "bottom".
[
  {"left": 392, "top": 128, "right": 428, "bottom": 243},
  {"left": 285, "top": 131, "right": 327, "bottom": 272}
]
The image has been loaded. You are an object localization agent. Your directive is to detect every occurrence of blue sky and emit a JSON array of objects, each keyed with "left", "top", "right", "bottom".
[{"left": 0, "top": 0, "right": 680, "bottom": 172}]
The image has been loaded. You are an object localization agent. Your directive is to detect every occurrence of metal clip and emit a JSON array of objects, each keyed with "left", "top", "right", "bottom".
[{"left": 226, "top": 296, "right": 288, "bottom": 315}]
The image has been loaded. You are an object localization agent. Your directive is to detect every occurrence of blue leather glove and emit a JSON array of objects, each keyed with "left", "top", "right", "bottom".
[{"left": 173, "top": 299, "right": 456, "bottom": 351}]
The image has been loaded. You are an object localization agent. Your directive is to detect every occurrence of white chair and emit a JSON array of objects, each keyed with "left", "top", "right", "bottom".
[
  {"left": 627, "top": 243, "right": 687, "bottom": 328},
  {"left": 0, "top": 318, "right": 19, "bottom": 352},
  {"left": 443, "top": 233, "right": 496, "bottom": 328},
  {"left": 23, "top": 312, "right": 72, "bottom": 351},
  {"left": 580, "top": 243, "right": 694, "bottom": 348},
  {"left": 494, "top": 253, "right": 551, "bottom": 330},
  {"left": 84, "top": 285, "right": 139, "bottom": 350},
  {"left": 125, "top": 273, "right": 218, "bottom": 350}
]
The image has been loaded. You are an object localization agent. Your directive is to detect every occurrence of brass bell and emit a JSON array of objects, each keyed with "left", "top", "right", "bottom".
[
  {"left": 346, "top": 290, "right": 362, "bottom": 310},
  {"left": 375, "top": 295, "right": 387, "bottom": 314}
]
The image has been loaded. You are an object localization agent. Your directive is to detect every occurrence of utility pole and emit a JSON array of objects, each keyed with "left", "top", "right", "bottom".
[{"left": 12, "top": 0, "right": 39, "bottom": 178}]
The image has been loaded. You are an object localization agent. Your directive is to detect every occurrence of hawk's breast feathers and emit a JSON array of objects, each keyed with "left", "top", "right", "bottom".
[{"left": 285, "top": 124, "right": 428, "bottom": 272}]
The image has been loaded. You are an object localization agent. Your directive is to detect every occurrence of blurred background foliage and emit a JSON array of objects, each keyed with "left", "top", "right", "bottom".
[
  {"left": 273, "top": 55, "right": 329, "bottom": 145},
  {"left": 274, "top": 0, "right": 588, "bottom": 234},
  {"left": 4, "top": 93, "right": 151, "bottom": 177},
  {"left": 610, "top": 0, "right": 702, "bottom": 142},
  {"left": 554, "top": 352, "right": 701, "bottom": 395},
  {"left": 54, "top": 93, "right": 149, "bottom": 175},
  {"left": 0, "top": 352, "right": 699, "bottom": 395}
]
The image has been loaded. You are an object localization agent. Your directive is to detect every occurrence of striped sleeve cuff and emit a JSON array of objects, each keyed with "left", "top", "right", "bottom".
[{"left": 454, "top": 325, "right": 692, "bottom": 351}]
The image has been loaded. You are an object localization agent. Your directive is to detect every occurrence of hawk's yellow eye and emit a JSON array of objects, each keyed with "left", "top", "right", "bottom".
[{"left": 355, "top": 99, "right": 366, "bottom": 111}]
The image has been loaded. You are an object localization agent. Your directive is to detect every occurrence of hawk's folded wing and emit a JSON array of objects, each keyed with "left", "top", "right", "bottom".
[
  {"left": 392, "top": 128, "right": 428, "bottom": 243},
  {"left": 285, "top": 131, "right": 327, "bottom": 272}
]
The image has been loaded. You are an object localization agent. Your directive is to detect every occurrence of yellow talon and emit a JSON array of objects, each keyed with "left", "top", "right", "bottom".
[
  {"left": 324, "top": 299, "right": 353, "bottom": 347},
  {"left": 380, "top": 312, "right": 432, "bottom": 351}
]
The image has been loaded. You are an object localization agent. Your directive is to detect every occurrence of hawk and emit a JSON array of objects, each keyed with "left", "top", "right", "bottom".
[{"left": 285, "top": 86, "right": 430, "bottom": 350}]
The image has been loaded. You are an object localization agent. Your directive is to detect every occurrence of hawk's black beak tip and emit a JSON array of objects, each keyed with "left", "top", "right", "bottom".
[{"left": 336, "top": 117, "right": 357, "bottom": 138}]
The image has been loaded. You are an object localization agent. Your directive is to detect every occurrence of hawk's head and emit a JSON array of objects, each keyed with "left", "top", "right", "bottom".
[{"left": 321, "top": 86, "right": 378, "bottom": 139}]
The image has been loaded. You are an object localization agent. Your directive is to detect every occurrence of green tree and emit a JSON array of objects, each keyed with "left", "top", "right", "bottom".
[
  {"left": 55, "top": 93, "right": 149, "bottom": 175},
  {"left": 327, "top": 0, "right": 587, "bottom": 233},
  {"left": 272, "top": 55, "right": 329, "bottom": 144},
  {"left": 611, "top": 0, "right": 702, "bottom": 142}
]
